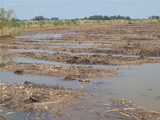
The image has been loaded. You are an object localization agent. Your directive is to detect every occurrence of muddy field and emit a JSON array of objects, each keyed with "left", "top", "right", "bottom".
[{"left": 0, "top": 22, "right": 160, "bottom": 120}]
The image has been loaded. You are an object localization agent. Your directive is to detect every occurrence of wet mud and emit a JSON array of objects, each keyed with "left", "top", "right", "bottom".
[
  {"left": 0, "top": 81, "right": 82, "bottom": 113},
  {"left": 1, "top": 51, "right": 160, "bottom": 66},
  {"left": 0, "top": 61, "right": 117, "bottom": 78},
  {"left": 0, "top": 35, "right": 13, "bottom": 39}
]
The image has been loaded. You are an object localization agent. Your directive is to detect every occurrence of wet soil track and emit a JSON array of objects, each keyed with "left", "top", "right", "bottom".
[{"left": 0, "top": 22, "right": 160, "bottom": 119}]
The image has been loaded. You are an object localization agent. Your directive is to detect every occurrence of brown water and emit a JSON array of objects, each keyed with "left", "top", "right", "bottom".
[{"left": 0, "top": 63, "right": 159, "bottom": 120}]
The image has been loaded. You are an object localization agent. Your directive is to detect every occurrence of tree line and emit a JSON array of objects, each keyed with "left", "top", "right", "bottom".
[
  {"left": 30, "top": 15, "right": 131, "bottom": 21},
  {"left": 149, "top": 16, "right": 160, "bottom": 19},
  {"left": 84, "top": 15, "right": 131, "bottom": 20},
  {"left": 31, "top": 16, "right": 59, "bottom": 21},
  {"left": 1, "top": 7, "right": 160, "bottom": 22},
  {"left": 12, "top": 15, "right": 160, "bottom": 21}
]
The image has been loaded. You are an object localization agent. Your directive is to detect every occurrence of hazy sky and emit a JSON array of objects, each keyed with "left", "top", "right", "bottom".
[{"left": 0, "top": 0, "right": 159, "bottom": 20}]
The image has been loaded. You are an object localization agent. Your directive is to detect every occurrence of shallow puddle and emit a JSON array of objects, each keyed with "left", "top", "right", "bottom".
[
  {"left": 15, "top": 29, "right": 78, "bottom": 39},
  {"left": 10, "top": 49, "right": 110, "bottom": 55},
  {"left": 105, "top": 63, "right": 160, "bottom": 112},
  {"left": 93, "top": 40, "right": 128, "bottom": 43}
]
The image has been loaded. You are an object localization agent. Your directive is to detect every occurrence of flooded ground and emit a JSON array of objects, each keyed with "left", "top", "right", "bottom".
[
  {"left": 0, "top": 63, "right": 159, "bottom": 120},
  {"left": 0, "top": 22, "right": 160, "bottom": 120}
]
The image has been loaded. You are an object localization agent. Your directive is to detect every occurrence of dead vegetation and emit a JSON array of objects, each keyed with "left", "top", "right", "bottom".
[{"left": 97, "top": 98, "right": 160, "bottom": 119}]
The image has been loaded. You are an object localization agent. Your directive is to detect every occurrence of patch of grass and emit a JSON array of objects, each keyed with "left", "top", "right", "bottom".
[
  {"left": 8, "top": 21, "right": 22, "bottom": 28},
  {"left": 1, "top": 19, "right": 159, "bottom": 36}
]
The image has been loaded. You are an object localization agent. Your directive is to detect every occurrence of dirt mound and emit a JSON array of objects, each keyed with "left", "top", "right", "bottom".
[
  {"left": 0, "top": 35, "right": 13, "bottom": 39},
  {"left": 0, "top": 61, "right": 117, "bottom": 78},
  {"left": 0, "top": 81, "right": 83, "bottom": 113}
]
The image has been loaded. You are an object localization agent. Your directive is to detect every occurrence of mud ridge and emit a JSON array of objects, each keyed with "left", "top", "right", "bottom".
[
  {"left": 1, "top": 51, "right": 160, "bottom": 65},
  {"left": 0, "top": 61, "right": 117, "bottom": 78}
]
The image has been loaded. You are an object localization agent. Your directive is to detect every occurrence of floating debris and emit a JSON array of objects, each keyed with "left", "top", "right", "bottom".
[
  {"left": 14, "top": 69, "right": 24, "bottom": 75},
  {"left": 97, "top": 98, "right": 160, "bottom": 119},
  {"left": 78, "top": 79, "right": 90, "bottom": 84},
  {"left": 88, "top": 110, "right": 95, "bottom": 112},
  {"left": 6, "top": 112, "right": 13, "bottom": 115},
  {"left": 157, "top": 96, "right": 160, "bottom": 100},
  {"left": 143, "top": 95, "right": 149, "bottom": 96}
]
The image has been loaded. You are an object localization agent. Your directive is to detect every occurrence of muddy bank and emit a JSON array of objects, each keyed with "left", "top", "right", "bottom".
[
  {"left": 1, "top": 51, "right": 160, "bottom": 65},
  {"left": 0, "top": 81, "right": 82, "bottom": 113},
  {"left": 0, "top": 61, "right": 117, "bottom": 78}
]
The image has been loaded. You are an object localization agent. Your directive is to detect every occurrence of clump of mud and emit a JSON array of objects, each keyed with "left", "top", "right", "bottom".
[
  {"left": 0, "top": 35, "right": 13, "bottom": 39},
  {"left": 78, "top": 79, "right": 90, "bottom": 84},
  {"left": 0, "top": 81, "right": 83, "bottom": 113}
]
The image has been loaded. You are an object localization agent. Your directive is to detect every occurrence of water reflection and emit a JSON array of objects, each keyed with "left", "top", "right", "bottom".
[{"left": 0, "top": 48, "right": 14, "bottom": 61}]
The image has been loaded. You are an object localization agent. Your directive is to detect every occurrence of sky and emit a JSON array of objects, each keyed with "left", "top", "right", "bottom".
[{"left": 0, "top": 0, "right": 160, "bottom": 20}]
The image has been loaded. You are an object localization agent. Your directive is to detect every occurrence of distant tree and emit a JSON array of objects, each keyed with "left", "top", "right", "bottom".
[
  {"left": 51, "top": 17, "right": 59, "bottom": 20},
  {"left": 75, "top": 18, "right": 80, "bottom": 20},
  {"left": 11, "top": 18, "right": 21, "bottom": 21},
  {"left": 149, "top": 15, "right": 160, "bottom": 19},
  {"left": 104, "top": 15, "right": 110, "bottom": 20},
  {"left": 88, "top": 15, "right": 131, "bottom": 20},
  {"left": 151, "top": 16, "right": 155, "bottom": 19},
  {"left": 84, "top": 17, "right": 87, "bottom": 20},
  {"left": 99, "top": 15, "right": 104, "bottom": 20},
  {"left": 33, "top": 16, "right": 50, "bottom": 21},
  {"left": 89, "top": 15, "right": 104, "bottom": 20},
  {"left": 125, "top": 16, "right": 131, "bottom": 20},
  {"left": 35, "top": 16, "right": 44, "bottom": 20},
  {"left": 155, "top": 16, "right": 160, "bottom": 19},
  {"left": 110, "top": 15, "right": 117, "bottom": 20},
  {"left": 117, "top": 15, "right": 121, "bottom": 19}
]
